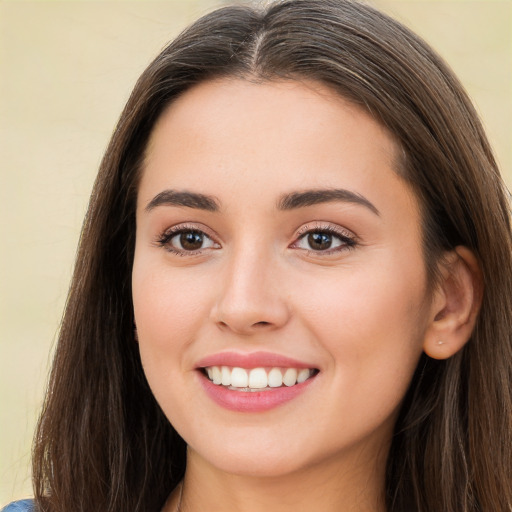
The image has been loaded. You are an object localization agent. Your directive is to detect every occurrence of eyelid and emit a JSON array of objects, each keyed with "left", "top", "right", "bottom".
[
  {"left": 295, "top": 221, "right": 355, "bottom": 239},
  {"left": 291, "top": 221, "right": 357, "bottom": 254},
  {"left": 154, "top": 222, "right": 221, "bottom": 254},
  {"left": 153, "top": 221, "right": 357, "bottom": 257}
]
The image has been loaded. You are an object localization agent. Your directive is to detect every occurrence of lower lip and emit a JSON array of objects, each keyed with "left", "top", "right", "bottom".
[{"left": 198, "top": 372, "right": 316, "bottom": 412}]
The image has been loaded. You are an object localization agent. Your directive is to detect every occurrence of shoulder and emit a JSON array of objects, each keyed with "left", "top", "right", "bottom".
[{"left": 1, "top": 500, "right": 35, "bottom": 512}]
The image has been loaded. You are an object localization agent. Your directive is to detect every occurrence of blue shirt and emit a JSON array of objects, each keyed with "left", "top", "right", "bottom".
[{"left": 1, "top": 500, "right": 34, "bottom": 512}]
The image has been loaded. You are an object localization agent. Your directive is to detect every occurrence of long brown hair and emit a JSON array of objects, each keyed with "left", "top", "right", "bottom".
[{"left": 33, "top": 1, "right": 512, "bottom": 510}]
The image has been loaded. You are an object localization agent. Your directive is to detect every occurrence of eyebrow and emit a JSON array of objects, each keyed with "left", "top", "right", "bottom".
[
  {"left": 278, "top": 188, "right": 379, "bottom": 215},
  {"left": 145, "top": 190, "right": 220, "bottom": 212},
  {"left": 145, "top": 187, "right": 379, "bottom": 216}
]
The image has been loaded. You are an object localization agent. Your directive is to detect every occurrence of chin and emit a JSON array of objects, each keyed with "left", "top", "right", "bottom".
[
  {"left": 183, "top": 423, "right": 344, "bottom": 479},
  {"left": 194, "top": 445, "right": 317, "bottom": 478}
]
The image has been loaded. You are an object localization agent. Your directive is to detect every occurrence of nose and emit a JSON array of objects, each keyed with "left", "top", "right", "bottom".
[{"left": 210, "top": 245, "right": 291, "bottom": 335}]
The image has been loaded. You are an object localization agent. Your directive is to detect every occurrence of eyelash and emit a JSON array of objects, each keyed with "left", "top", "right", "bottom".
[
  {"left": 293, "top": 223, "right": 357, "bottom": 255},
  {"left": 155, "top": 223, "right": 357, "bottom": 256},
  {"left": 155, "top": 224, "right": 219, "bottom": 256}
]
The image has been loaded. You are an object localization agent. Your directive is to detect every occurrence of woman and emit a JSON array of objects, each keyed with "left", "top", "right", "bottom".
[{"left": 4, "top": 0, "right": 511, "bottom": 511}]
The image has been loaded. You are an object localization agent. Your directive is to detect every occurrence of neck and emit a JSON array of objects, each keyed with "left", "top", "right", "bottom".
[{"left": 166, "top": 445, "right": 388, "bottom": 512}]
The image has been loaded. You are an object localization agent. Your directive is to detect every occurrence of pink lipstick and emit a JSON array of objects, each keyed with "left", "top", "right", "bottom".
[{"left": 196, "top": 351, "right": 319, "bottom": 412}]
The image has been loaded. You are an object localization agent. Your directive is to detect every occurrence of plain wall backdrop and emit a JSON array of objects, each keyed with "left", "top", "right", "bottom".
[{"left": 1, "top": 0, "right": 511, "bottom": 505}]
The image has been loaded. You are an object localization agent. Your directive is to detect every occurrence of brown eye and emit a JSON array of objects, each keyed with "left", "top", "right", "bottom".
[
  {"left": 162, "top": 229, "right": 217, "bottom": 253},
  {"left": 180, "top": 231, "right": 204, "bottom": 251},
  {"left": 293, "top": 227, "right": 356, "bottom": 254},
  {"left": 307, "top": 232, "right": 332, "bottom": 250}
]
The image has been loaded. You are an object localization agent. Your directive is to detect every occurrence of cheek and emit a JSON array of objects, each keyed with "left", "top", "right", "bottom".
[
  {"left": 131, "top": 254, "right": 215, "bottom": 425},
  {"left": 131, "top": 253, "right": 213, "bottom": 366},
  {"left": 305, "top": 266, "right": 424, "bottom": 317},
  {"left": 296, "top": 252, "right": 428, "bottom": 400}
]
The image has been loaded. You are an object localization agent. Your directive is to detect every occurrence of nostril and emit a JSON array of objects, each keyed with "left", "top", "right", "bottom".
[{"left": 254, "top": 321, "right": 271, "bottom": 327}]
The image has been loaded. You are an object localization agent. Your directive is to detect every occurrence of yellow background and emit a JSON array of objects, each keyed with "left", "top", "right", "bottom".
[{"left": 1, "top": 0, "right": 511, "bottom": 505}]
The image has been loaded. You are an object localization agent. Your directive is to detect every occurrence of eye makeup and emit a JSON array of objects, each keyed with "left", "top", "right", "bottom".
[
  {"left": 153, "top": 220, "right": 357, "bottom": 258},
  {"left": 292, "top": 222, "right": 357, "bottom": 256},
  {"left": 154, "top": 223, "right": 220, "bottom": 256}
]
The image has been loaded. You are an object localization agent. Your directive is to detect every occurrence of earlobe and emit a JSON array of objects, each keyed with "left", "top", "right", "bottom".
[{"left": 423, "top": 246, "right": 483, "bottom": 360}]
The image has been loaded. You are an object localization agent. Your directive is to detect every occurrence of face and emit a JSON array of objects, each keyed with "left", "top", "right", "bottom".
[{"left": 132, "top": 78, "right": 432, "bottom": 478}]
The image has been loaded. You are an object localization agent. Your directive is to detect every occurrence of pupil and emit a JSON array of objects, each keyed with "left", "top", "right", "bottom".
[
  {"left": 308, "top": 232, "right": 332, "bottom": 250},
  {"left": 180, "top": 231, "right": 203, "bottom": 250}
]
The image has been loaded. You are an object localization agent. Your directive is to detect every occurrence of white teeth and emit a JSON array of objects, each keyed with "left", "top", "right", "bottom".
[
  {"left": 205, "top": 365, "right": 314, "bottom": 389},
  {"left": 212, "top": 366, "right": 222, "bottom": 385},
  {"left": 283, "top": 368, "right": 298, "bottom": 387},
  {"left": 268, "top": 368, "right": 283, "bottom": 388},
  {"left": 231, "top": 367, "right": 248, "bottom": 388},
  {"left": 248, "top": 368, "right": 268, "bottom": 389},
  {"left": 297, "top": 368, "right": 310, "bottom": 383},
  {"left": 221, "top": 366, "right": 231, "bottom": 386}
]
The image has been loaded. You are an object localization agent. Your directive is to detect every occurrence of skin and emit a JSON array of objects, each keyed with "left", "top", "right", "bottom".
[{"left": 132, "top": 78, "right": 452, "bottom": 511}]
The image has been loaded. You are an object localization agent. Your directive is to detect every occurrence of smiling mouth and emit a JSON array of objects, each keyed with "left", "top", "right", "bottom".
[{"left": 202, "top": 366, "right": 319, "bottom": 391}]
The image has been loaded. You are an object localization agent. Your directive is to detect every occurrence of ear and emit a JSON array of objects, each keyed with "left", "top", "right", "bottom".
[{"left": 423, "top": 246, "right": 483, "bottom": 360}]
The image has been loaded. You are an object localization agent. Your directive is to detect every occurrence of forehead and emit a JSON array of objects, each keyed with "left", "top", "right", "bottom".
[
  {"left": 139, "top": 78, "right": 416, "bottom": 218},
  {"left": 145, "top": 78, "right": 398, "bottom": 161}
]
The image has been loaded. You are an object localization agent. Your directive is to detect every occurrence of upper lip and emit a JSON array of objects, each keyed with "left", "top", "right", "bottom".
[{"left": 195, "top": 351, "right": 317, "bottom": 370}]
